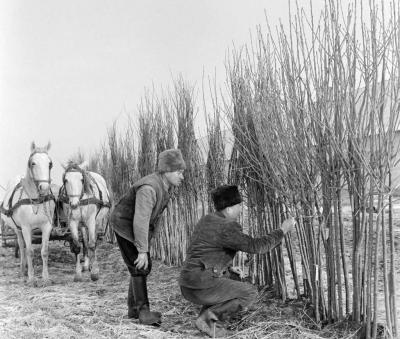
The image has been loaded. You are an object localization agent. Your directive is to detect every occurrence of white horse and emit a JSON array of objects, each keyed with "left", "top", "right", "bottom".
[
  {"left": 0, "top": 142, "right": 55, "bottom": 286},
  {"left": 60, "top": 161, "right": 111, "bottom": 282}
]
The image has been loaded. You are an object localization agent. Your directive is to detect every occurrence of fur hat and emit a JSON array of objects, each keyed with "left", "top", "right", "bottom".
[
  {"left": 157, "top": 149, "right": 186, "bottom": 173},
  {"left": 211, "top": 185, "right": 242, "bottom": 211}
]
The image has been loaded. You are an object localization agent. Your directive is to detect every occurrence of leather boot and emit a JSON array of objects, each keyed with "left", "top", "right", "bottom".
[
  {"left": 209, "top": 298, "right": 242, "bottom": 321},
  {"left": 132, "top": 276, "right": 162, "bottom": 326},
  {"left": 126, "top": 277, "right": 139, "bottom": 319},
  {"left": 195, "top": 308, "right": 227, "bottom": 338}
]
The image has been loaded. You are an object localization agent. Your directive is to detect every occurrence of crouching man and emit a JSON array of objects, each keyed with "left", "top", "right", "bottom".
[
  {"left": 179, "top": 185, "right": 295, "bottom": 337},
  {"left": 111, "top": 149, "right": 185, "bottom": 326}
]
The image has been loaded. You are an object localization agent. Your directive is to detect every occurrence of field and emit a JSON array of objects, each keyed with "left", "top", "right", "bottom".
[
  {"left": 0, "top": 237, "right": 380, "bottom": 339},
  {"left": 0, "top": 201, "right": 399, "bottom": 339}
]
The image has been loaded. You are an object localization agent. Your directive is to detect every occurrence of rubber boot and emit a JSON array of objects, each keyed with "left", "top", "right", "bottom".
[
  {"left": 126, "top": 277, "right": 139, "bottom": 319},
  {"left": 132, "top": 276, "right": 162, "bottom": 326}
]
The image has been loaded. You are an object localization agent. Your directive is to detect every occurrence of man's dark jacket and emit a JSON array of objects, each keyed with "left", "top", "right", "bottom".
[
  {"left": 110, "top": 173, "right": 170, "bottom": 244},
  {"left": 179, "top": 211, "right": 284, "bottom": 289}
]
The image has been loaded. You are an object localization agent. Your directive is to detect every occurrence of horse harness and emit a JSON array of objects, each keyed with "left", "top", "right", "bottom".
[
  {"left": 0, "top": 182, "right": 56, "bottom": 230},
  {"left": 0, "top": 149, "right": 56, "bottom": 230},
  {"left": 59, "top": 169, "right": 111, "bottom": 219}
]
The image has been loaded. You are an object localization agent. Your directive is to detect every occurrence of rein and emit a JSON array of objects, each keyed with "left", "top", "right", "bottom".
[{"left": 58, "top": 191, "right": 109, "bottom": 208}]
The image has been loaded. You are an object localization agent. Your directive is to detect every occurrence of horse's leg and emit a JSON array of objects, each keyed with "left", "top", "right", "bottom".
[
  {"left": 69, "top": 219, "right": 83, "bottom": 282},
  {"left": 15, "top": 240, "right": 20, "bottom": 259},
  {"left": 87, "top": 215, "right": 99, "bottom": 281},
  {"left": 80, "top": 226, "right": 90, "bottom": 272},
  {"left": 21, "top": 227, "right": 35, "bottom": 285},
  {"left": 40, "top": 221, "right": 52, "bottom": 286},
  {"left": 16, "top": 229, "right": 27, "bottom": 276}
]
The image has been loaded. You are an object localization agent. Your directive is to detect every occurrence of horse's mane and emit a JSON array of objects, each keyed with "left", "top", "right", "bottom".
[{"left": 63, "top": 162, "right": 94, "bottom": 195}]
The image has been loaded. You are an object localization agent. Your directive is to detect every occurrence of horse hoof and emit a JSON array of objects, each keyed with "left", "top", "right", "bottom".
[
  {"left": 90, "top": 273, "right": 99, "bottom": 281},
  {"left": 74, "top": 275, "right": 83, "bottom": 282}
]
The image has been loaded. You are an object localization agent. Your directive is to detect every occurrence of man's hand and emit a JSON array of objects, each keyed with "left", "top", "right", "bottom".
[
  {"left": 229, "top": 266, "right": 245, "bottom": 279},
  {"left": 134, "top": 252, "right": 148, "bottom": 270},
  {"left": 281, "top": 217, "right": 295, "bottom": 234}
]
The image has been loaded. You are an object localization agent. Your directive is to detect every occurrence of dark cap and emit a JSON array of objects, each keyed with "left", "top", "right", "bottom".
[{"left": 211, "top": 185, "right": 242, "bottom": 211}]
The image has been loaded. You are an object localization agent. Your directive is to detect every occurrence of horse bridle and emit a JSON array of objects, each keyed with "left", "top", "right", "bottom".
[
  {"left": 28, "top": 151, "right": 53, "bottom": 190},
  {"left": 60, "top": 168, "right": 109, "bottom": 215},
  {"left": 62, "top": 168, "right": 85, "bottom": 203}
]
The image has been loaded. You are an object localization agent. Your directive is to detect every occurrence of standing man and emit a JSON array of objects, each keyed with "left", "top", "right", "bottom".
[
  {"left": 179, "top": 185, "right": 295, "bottom": 337},
  {"left": 111, "top": 149, "right": 185, "bottom": 326}
]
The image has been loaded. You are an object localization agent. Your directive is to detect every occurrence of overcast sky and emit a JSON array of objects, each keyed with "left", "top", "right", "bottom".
[{"left": 0, "top": 0, "right": 329, "bottom": 193}]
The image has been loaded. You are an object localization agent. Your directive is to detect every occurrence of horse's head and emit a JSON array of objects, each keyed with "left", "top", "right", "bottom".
[
  {"left": 28, "top": 141, "right": 53, "bottom": 196},
  {"left": 62, "top": 161, "right": 92, "bottom": 209}
]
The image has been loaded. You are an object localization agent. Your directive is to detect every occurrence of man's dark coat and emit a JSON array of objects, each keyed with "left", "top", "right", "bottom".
[{"left": 179, "top": 211, "right": 284, "bottom": 289}]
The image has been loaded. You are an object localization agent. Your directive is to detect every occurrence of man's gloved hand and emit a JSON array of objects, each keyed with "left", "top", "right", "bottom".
[{"left": 134, "top": 252, "right": 148, "bottom": 270}]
